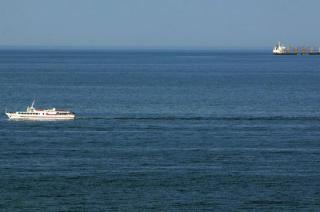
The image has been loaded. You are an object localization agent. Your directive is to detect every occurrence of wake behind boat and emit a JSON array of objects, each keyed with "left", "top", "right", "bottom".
[{"left": 5, "top": 101, "right": 75, "bottom": 121}]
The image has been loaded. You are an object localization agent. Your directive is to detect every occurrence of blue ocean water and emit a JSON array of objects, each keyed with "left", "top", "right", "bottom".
[{"left": 0, "top": 49, "right": 320, "bottom": 210}]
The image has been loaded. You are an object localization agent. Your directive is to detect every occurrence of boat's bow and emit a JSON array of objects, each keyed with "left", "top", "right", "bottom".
[{"left": 5, "top": 112, "right": 13, "bottom": 119}]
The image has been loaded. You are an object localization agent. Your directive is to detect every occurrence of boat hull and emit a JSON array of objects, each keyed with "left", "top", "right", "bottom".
[{"left": 5, "top": 113, "right": 75, "bottom": 121}]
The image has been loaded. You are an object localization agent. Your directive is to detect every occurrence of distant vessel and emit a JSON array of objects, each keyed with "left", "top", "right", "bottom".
[
  {"left": 273, "top": 42, "right": 297, "bottom": 55},
  {"left": 5, "top": 101, "right": 75, "bottom": 121},
  {"left": 273, "top": 41, "right": 320, "bottom": 55}
]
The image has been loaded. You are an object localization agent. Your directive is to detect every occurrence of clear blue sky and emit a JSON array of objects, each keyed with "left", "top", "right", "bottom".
[{"left": 0, "top": 0, "right": 319, "bottom": 49}]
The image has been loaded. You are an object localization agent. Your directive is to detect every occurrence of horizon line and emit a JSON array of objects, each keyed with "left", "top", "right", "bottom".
[{"left": 0, "top": 45, "right": 271, "bottom": 51}]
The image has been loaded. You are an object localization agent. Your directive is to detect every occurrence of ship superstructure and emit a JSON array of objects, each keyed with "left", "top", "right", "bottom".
[
  {"left": 273, "top": 42, "right": 288, "bottom": 54},
  {"left": 5, "top": 101, "right": 75, "bottom": 121}
]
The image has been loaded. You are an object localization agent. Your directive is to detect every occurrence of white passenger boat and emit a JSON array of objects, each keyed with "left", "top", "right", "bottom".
[{"left": 5, "top": 101, "right": 75, "bottom": 121}]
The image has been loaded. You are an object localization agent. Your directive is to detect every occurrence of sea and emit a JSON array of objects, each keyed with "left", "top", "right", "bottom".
[{"left": 0, "top": 49, "right": 320, "bottom": 211}]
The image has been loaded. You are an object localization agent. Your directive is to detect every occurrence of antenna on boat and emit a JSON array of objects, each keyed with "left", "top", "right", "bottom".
[{"left": 31, "top": 100, "right": 35, "bottom": 108}]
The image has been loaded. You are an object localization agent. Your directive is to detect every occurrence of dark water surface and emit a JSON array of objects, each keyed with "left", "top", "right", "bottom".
[{"left": 1, "top": 50, "right": 320, "bottom": 211}]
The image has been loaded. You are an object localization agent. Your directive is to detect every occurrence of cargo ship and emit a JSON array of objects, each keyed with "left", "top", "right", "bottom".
[
  {"left": 273, "top": 42, "right": 320, "bottom": 55},
  {"left": 273, "top": 42, "right": 298, "bottom": 55}
]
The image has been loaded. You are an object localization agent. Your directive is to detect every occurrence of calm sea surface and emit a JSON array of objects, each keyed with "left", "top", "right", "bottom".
[{"left": 0, "top": 50, "right": 320, "bottom": 211}]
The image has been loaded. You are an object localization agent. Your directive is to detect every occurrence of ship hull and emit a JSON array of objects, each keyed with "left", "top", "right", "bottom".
[{"left": 273, "top": 53, "right": 298, "bottom": 55}]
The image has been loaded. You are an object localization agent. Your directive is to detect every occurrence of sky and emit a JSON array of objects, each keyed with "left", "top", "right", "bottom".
[{"left": 0, "top": 0, "right": 320, "bottom": 49}]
